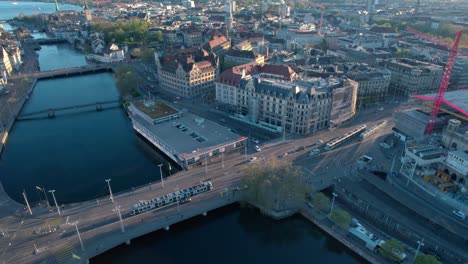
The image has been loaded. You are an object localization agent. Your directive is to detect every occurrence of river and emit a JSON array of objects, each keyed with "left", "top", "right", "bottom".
[
  {"left": 0, "top": 2, "right": 366, "bottom": 263},
  {"left": 0, "top": 1, "right": 81, "bottom": 21}
]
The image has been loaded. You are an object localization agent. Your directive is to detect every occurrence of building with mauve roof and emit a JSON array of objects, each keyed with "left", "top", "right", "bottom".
[
  {"left": 155, "top": 48, "right": 218, "bottom": 98},
  {"left": 215, "top": 62, "right": 358, "bottom": 135}
]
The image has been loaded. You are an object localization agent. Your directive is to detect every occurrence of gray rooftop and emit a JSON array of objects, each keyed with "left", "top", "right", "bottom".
[
  {"left": 423, "top": 90, "right": 468, "bottom": 115},
  {"left": 132, "top": 111, "right": 241, "bottom": 158}
]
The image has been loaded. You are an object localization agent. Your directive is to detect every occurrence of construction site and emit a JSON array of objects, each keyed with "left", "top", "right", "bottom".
[{"left": 390, "top": 29, "right": 468, "bottom": 212}]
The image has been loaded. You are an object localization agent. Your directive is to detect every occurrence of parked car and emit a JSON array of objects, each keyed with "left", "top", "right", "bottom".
[
  {"left": 251, "top": 138, "right": 259, "bottom": 144},
  {"left": 255, "top": 145, "right": 261, "bottom": 152},
  {"left": 452, "top": 210, "right": 466, "bottom": 220},
  {"left": 248, "top": 157, "right": 257, "bottom": 163},
  {"left": 308, "top": 148, "right": 320, "bottom": 157},
  {"left": 315, "top": 140, "right": 323, "bottom": 145},
  {"left": 278, "top": 152, "right": 288, "bottom": 158}
]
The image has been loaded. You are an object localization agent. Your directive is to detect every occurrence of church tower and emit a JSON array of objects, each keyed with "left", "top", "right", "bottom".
[
  {"left": 54, "top": 0, "right": 60, "bottom": 12},
  {"left": 84, "top": 0, "right": 92, "bottom": 21}
]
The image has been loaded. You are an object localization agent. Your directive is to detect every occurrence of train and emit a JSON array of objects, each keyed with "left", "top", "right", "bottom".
[
  {"left": 359, "top": 120, "right": 387, "bottom": 141},
  {"left": 129, "top": 181, "right": 213, "bottom": 216},
  {"left": 324, "top": 124, "right": 367, "bottom": 150}
]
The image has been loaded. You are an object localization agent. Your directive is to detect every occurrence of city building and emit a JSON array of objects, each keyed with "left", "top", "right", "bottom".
[
  {"left": 442, "top": 150, "right": 467, "bottom": 186},
  {"left": 202, "top": 34, "right": 231, "bottom": 58},
  {"left": 345, "top": 64, "right": 391, "bottom": 105},
  {"left": 86, "top": 43, "right": 125, "bottom": 63},
  {"left": 393, "top": 109, "right": 444, "bottom": 141},
  {"left": 224, "top": 49, "right": 265, "bottom": 66},
  {"left": 0, "top": 46, "right": 12, "bottom": 75},
  {"left": 128, "top": 98, "right": 246, "bottom": 169},
  {"left": 442, "top": 119, "right": 468, "bottom": 152},
  {"left": 386, "top": 59, "right": 443, "bottom": 97},
  {"left": 216, "top": 63, "right": 357, "bottom": 135},
  {"left": 181, "top": 26, "right": 203, "bottom": 47},
  {"left": 155, "top": 49, "right": 217, "bottom": 98}
]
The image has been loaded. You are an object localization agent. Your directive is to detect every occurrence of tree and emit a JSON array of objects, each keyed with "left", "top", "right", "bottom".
[
  {"left": 149, "top": 31, "right": 163, "bottom": 42},
  {"left": 414, "top": 254, "right": 441, "bottom": 264},
  {"left": 313, "top": 192, "right": 330, "bottom": 212},
  {"left": 379, "top": 239, "right": 405, "bottom": 262},
  {"left": 330, "top": 209, "right": 352, "bottom": 229},
  {"left": 140, "top": 48, "right": 155, "bottom": 65},
  {"left": 114, "top": 64, "right": 141, "bottom": 98},
  {"left": 241, "top": 158, "right": 313, "bottom": 211}
]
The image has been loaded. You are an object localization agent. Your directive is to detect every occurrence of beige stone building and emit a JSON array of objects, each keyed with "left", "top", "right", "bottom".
[
  {"left": 155, "top": 50, "right": 217, "bottom": 98},
  {"left": 386, "top": 58, "right": 443, "bottom": 96},
  {"left": 216, "top": 63, "right": 358, "bottom": 135}
]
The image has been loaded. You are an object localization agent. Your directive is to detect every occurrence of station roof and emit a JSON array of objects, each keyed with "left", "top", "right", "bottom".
[
  {"left": 132, "top": 111, "right": 242, "bottom": 159},
  {"left": 415, "top": 90, "right": 468, "bottom": 117}
]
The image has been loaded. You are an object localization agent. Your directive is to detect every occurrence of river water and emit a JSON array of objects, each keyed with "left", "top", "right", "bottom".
[
  {"left": 0, "top": 1, "right": 81, "bottom": 21},
  {"left": 0, "top": 3, "right": 366, "bottom": 263}
]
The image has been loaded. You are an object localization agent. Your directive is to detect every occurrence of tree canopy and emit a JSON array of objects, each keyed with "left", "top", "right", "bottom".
[
  {"left": 114, "top": 64, "right": 140, "bottom": 98},
  {"left": 379, "top": 239, "right": 405, "bottom": 262},
  {"left": 241, "top": 158, "right": 313, "bottom": 211},
  {"left": 330, "top": 209, "right": 352, "bottom": 229},
  {"left": 414, "top": 254, "right": 441, "bottom": 264},
  {"left": 313, "top": 192, "right": 330, "bottom": 212},
  {"left": 92, "top": 20, "right": 151, "bottom": 45}
]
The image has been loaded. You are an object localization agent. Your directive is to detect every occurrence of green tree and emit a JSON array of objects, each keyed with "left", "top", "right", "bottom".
[
  {"left": 379, "top": 239, "right": 405, "bottom": 262},
  {"left": 140, "top": 48, "right": 155, "bottom": 64},
  {"left": 413, "top": 254, "right": 441, "bottom": 264},
  {"left": 114, "top": 64, "right": 141, "bottom": 98},
  {"left": 241, "top": 158, "right": 313, "bottom": 211},
  {"left": 330, "top": 209, "right": 352, "bottom": 229},
  {"left": 313, "top": 192, "right": 330, "bottom": 212},
  {"left": 382, "top": 22, "right": 392, "bottom": 28}
]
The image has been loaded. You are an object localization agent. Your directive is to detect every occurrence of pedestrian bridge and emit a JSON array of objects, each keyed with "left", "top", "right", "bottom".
[
  {"left": 16, "top": 99, "right": 122, "bottom": 121},
  {"left": 9, "top": 64, "right": 116, "bottom": 81}
]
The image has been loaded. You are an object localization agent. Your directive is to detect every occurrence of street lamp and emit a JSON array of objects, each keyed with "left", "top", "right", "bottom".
[
  {"left": 221, "top": 151, "right": 224, "bottom": 169},
  {"left": 158, "top": 164, "right": 164, "bottom": 187},
  {"left": 330, "top": 192, "right": 338, "bottom": 213},
  {"left": 48, "top": 190, "right": 61, "bottom": 216},
  {"left": 105, "top": 179, "right": 114, "bottom": 203},
  {"left": 414, "top": 238, "right": 424, "bottom": 262},
  {"left": 112, "top": 205, "right": 125, "bottom": 233},
  {"left": 71, "top": 222, "right": 84, "bottom": 251}
]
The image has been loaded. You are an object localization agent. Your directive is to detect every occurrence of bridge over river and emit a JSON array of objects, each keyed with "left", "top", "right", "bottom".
[
  {"left": 16, "top": 100, "right": 122, "bottom": 121},
  {"left": 9, "top": 64, "right": 116, "bottom": 81},
  {"left": 0, "top": 132, "right": 338, "bottom": 264}
]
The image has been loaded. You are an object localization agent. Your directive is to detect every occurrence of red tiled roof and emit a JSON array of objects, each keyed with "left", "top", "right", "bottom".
[
  {"left": 208, "top": 35, "right": 228, "bottom": 49},
  {"left": 217, "top": 63, "right": 298, "bottom": 86},
  {"left": 194, "top": 61, "right": 212, "bottom": 68}
]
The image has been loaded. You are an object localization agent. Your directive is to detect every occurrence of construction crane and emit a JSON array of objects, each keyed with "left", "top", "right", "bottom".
[
  {"left": 406, "top": 27, "right": 468, "bottom": 57},
  {"left": 406, "top": 28, "right": 463, "bottom": 135}
]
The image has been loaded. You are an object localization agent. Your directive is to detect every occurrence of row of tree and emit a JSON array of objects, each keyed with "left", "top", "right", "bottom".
[{"left": 92, "top": 20, "right": 163, "bottom": 45}]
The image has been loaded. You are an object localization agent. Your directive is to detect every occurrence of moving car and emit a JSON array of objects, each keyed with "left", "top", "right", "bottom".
[
  {"left": 255, "top": 145, "right": 261, "bottom": 152},
  {"left": 251, "top": 138, "right": 260, "bottom": 144},
  {"left": 278, "top": 152, "right": 288, "bottom": 158},
  {"left": 309, "top": 148, "right": 320, "bottom": 157},
  {"left": 452, "top": 210, "right": 466, "bottom": 220},
  {"left": 248, "top": 157, "right": 257, "bottom": 163},
  {"left": 315, "top": 140, "right": 323, "bottom": 145},
  {"left": 295, "top": 146, "right": 305, "bottom": 152}
]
